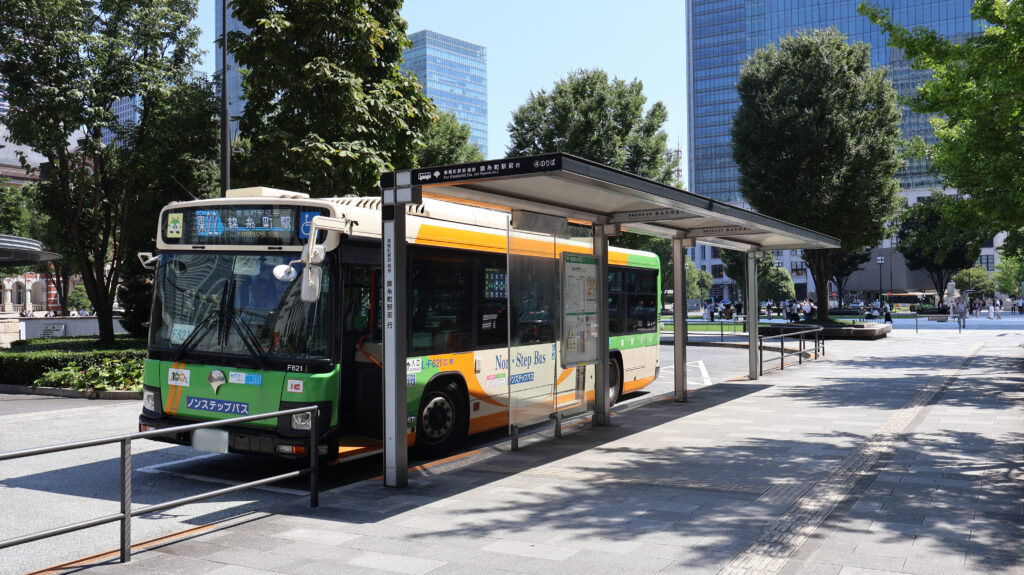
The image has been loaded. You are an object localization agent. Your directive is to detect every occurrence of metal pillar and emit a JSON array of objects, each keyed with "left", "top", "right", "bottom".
[
  {"left": 746, "top": 251, "right": 760, "bottom": 380},
  {"left": 594, "top": 224, "right": 611, "bottom": 425},
  {"left": 382, "top": 174, "right": 420, "bottom": 487},
  {"left": 673, "top": 237, "right": 692, "bottom": 402},
  {"left": 219, "top": 0, "right": 230, "bottom": 196}
]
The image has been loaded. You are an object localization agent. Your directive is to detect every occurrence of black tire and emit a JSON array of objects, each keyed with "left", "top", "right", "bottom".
[
  {"left": 608, "top": 356, "right": 622, "bottom": 407},
  {"left": 413, "top": 379, "right": 468, "bottom": 459}
]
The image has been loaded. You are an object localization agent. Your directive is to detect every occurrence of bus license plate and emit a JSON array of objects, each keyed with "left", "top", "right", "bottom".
[{"left": 192, "top": 428, "right": 229, "bottom": 453}]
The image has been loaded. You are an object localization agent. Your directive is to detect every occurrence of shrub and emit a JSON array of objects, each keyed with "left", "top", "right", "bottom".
[
  {"left": 0, "top": 348, "right": 145, "bottom": 387},
  {"left": 35, "top": 357, "right": 144, "bottom": 392}
]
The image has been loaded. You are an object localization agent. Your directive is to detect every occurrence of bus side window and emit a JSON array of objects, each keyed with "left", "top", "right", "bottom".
[
  {"left": 410, "top": 250, "right": 473, "bottom": 355},
  {"left": 477, "top": 255, "right": 508, "bottom": 348},
  {"left": 510, "top": 254, "right": 558, "bottom": 345}
]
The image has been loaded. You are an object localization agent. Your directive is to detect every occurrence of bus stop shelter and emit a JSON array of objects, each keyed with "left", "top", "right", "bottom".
[{"left": 378, "top": 153, "right": 838, "bottom": 486}]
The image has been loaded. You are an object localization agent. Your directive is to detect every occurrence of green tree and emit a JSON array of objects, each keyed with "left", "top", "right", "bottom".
[
  {"left": 953, "top": 265, "right": 995, "bottom": 297},
  {"left": 418, "top": 111, "right": 484, "bottom": 167},
  {"left": 732, "top": 28, "right": 903, "bottom": 321},
  {"left": 0, "top": 0, "right": 214, "bottom": 343},
  {"left": 831, "top": 250, "right": 871, "bottom": 307},
  {"left": 994, "top": 253, "right": 1024, "bottom": 297},
  {"left": 860, "top": 1, "right": 1024, "bottom": 255},
  {"left": 760, "top": 265, "right": 797, "bottom": 303},
  {"left": 229, "top": 0, "right": 434, "bottom": 197},
  {"left": 507, "top": 69, "right": 678, "bottom": 281},
  {"left": 719, "top": 249, "right": 775, "bottom": 304},
  {"left": 897, "top": 192, "right": 986, "bottom": 303},
  {"left": 694, "top": 265, "right": 714, "bottom": 301},
  {"left": 507, "top": 69, "right": 676, "bottom": 184},
  {"left": 67, "top": 284, "right": 90, "bottom": 310}
]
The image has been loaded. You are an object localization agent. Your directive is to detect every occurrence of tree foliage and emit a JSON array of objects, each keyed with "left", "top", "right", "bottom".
[
  {"left": 831, "top": 250, "right": 871, "bottom": 307},
  {"left": 719, "top": 250, "right": 777, "bottom": 303},
  {"left": 507, "top": 69, "right": 676, "bottom": 184},
  {"left": 760, "top": 265, "right": 797, "bottom": 303},
  {"left": 732, "top": 28, "right": 903, "bottom": 319},
  {"left": 860, "top": 1, "right": 1024, "bottom": 255},
  {"left": 0, "top": 0, "right": 216, "bottom": 343},
  {"left": 229, "top": 0, "right": 434, "bottom": 197},
  {"left": 897, "top": 193, "right": 986, "bottom": 303},
  {"left": 994, "top": 254, "right": 1024, "bottom": 297},
  {"left": 418, "top": 111, "right": 484, "bottom": 167},
  {"left": 953, "top": 265, "right": 995, "bottom": 297}
]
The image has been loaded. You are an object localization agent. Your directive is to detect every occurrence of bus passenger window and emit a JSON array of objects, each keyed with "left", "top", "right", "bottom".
[
  {"left": 410, "top": 251, "right": 472, "bottom": 355},
  {"left": 477, "top": 257, "right": 508, "bottom": 348},
  {"left": 510, "top": 254, "right": 558, "bottom": 345}
]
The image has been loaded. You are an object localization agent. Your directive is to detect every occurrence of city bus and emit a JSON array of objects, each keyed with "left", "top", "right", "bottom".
[{"left": 138, "top": 187, "right": 660, "bottom": 461}]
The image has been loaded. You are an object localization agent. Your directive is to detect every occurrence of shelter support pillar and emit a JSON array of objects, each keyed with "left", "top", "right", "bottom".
[
  {"left": 381, "top": 174, "right": 421, "bottom": 487},
  {"left": 673, "top": 237, "right": 693, "bottom": 402},
  {"left": 594, "top": 224, "right": 611, "bottom": 426},
  {"left": 746, "top": 251, "right": 760, "bottom": 380}
]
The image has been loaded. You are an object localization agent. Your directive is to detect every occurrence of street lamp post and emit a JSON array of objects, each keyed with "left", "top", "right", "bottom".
[{"left": 876, "top": 255, "right": 885, "bottom": 303}]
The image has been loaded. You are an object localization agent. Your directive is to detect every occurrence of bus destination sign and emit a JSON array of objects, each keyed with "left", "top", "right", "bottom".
[{"left": 163, "top": 205, "right": 326, "bottom": 246}]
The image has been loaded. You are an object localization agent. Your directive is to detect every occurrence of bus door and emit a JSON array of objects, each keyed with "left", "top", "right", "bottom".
[{"left": 339, "top": 248, "right": 384, "bottom": 439}]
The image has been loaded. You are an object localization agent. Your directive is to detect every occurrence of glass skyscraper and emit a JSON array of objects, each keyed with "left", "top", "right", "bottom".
[
  {"left": 402, "top": 30, "right": 488, "bottom": 158},
  {"left": 686, "top": 0, "right": 981, "bottom": 300}
]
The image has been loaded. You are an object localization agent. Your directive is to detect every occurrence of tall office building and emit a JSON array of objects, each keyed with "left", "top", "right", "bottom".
[
  {"left": 402, "top": 30, "right": 488, "bottom": 158},
  {"left": 216, "top": 0, "right": 245, "bottom": 139},
  {"left": 101, "top": 95, "right": 140, "bottom": 145},
  {"left": 686, "top": 1, "right": 982, "bottom": 301}
]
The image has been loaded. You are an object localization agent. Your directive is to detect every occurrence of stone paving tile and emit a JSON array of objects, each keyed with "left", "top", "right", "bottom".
[
  {"left": 346, "top": 550, "right": 446, "bottom": 574},
  {"left": 480, "top": 538, "right": 580, "bottom": 561}
]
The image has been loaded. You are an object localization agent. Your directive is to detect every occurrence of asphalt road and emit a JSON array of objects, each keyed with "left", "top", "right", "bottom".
[{"left": 0, "top": 342, "right": 751, "bottom": 574}]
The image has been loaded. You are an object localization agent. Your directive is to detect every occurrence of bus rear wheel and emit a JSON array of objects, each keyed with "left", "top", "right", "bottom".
[
  {"left": 608, "top": 356, "right": 622, "bottom": 407},
  {"left": 413, "top": 379, "right": 467, "bottom": 459}
]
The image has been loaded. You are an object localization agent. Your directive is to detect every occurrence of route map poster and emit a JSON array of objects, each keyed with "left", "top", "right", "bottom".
[{"left": 561, "top": 252, "right": 599, "bottom": 367}]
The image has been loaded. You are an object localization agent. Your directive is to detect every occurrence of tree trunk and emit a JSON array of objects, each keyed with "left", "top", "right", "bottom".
[{"left": 804, "top": 249, "right": 838, "bottom": 322}]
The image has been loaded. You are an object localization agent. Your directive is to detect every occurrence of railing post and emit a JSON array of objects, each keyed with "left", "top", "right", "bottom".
[
  {"left": 310, "top": 408, "right": 319, "bottom": 508},
  {"left": 120, "top": 438, "right": 132, "bottom": 563},
  {"left": 720, "top": 321, "right": 724, "bottom": 343},
  {"left": 780, "top": 334, "right": 785, "bottom": 371},
  {"left": 758, "top": 336, "right": 763, "bottom": 376},
  {"left": 799, "top": 334, "right": 803, "bottom": 365}
]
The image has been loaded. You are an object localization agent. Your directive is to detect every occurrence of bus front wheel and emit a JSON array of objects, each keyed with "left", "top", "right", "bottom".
[{"left": 413, "top": 379, "right": 467, "bottom": 459}]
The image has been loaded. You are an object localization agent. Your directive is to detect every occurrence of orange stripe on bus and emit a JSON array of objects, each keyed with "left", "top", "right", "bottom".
[
  {"left": 623, "top": 375, "right": 656, "bottom": 395},
  {"left": 467, "top": 411, "right": 509, "bottom": 435}
]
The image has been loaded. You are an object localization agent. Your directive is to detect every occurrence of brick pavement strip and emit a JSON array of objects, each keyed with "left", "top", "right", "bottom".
[{"left": 718, "top": 341, "right": 986, "bottom": 575}]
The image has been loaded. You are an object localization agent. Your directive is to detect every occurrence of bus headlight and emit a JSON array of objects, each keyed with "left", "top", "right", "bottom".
[
  {"left": 142, "top": 388, "right": 162, "bottom": 415},
  {"left": 291, "top": 412, "right": 312, "bottom": 430}
]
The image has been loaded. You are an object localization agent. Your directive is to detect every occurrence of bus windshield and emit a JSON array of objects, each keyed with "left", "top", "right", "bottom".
[{"left": 149, "top": 253, "right": 330, "bottom": 362}]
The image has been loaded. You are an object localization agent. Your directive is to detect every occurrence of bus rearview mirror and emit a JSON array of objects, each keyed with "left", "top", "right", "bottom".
[{"left": 300, "top": 265, "right": 322, "bottom": 302}]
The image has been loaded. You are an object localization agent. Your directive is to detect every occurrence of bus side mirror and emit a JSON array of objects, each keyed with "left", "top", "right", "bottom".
[{"left": 300, "top": 265, "right": 322, "bottom": 302}]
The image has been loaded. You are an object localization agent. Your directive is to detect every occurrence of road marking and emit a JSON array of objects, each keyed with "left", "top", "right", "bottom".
[
  {"left": 719, "top": 341, "right": 985, "bottom": 575},
  {"left": 26, "top": 523, "right": 217, "bottom": 574},
  {"left": 137, "top": 453, "right": 309, "bottom": 496},
  {"left": 687, "top": 359, "right": 712, "bottom": 386}
]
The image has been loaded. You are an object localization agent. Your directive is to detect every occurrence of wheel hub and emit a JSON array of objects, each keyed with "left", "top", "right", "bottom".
[{"left": 421, "top": 396, "right": 454, "bottom": 440}]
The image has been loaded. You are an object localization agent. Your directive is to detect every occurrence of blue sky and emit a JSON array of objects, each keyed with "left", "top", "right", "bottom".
[{"left": 194, "top": 0, "right": 688, "bottom": 185}]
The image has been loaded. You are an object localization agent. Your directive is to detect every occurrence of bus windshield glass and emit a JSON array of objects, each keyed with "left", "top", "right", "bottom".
[{"left": 149, "top": 253, "right": 330, "bottom": 362}]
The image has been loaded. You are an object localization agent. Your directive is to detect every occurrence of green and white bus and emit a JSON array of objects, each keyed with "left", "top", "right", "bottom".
[{"left": 139, "top": 186, "right": 660, "bottom": 461}]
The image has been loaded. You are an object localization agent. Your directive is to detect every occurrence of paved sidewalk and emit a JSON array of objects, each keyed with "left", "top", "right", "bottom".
[{"left": 75, "top": 328, "right": 1023, "bottom": 574}]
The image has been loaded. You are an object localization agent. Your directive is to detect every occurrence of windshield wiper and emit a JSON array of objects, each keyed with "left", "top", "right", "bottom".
[
  {"left": 173, "top": 279, "right": 230, "bottom": 364},
  {"left": 227, "top": 308, "right": 268, "bottom": 370},
  {"left": 220, "top": 279, "right": 268, "bottom": 369}
]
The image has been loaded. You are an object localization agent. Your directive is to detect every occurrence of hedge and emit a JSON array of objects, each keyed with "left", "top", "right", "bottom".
[
  {"left": 0, "top": 349, "right": 147, "bottom": 388},
  {"left": 9, "top": 335, "right": 146, "bottom": 352}
]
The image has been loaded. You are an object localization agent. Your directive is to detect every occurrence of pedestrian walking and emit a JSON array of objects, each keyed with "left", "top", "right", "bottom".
[{"left": 954, "top": 297, "right": 967, "bottom": 328}]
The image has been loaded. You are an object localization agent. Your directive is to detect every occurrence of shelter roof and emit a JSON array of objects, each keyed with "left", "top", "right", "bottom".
[{"left": 383, "top": 153, "right": 838, "bottom": 252}]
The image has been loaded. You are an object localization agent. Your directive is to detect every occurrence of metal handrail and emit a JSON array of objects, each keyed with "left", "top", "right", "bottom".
[
  {"left": 758, "top": 324, "right": 825, "bottom": 375},
  {"left": 0, "top": 405, "right": 320, "bottom": 564}
]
